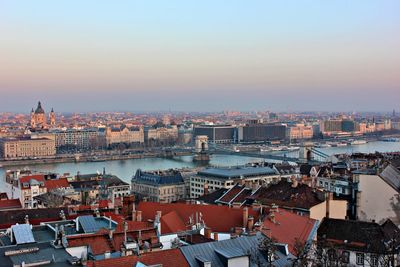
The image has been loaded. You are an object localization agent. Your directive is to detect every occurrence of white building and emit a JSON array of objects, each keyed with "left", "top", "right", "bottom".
[{"left": 190, "top": 166, "right": 279, "bottom": 198}]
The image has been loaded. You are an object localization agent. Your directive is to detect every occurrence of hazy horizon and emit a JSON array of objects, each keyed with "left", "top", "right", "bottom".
[{"left": 1, "top": 1, "right": 399, "bottom": 112}]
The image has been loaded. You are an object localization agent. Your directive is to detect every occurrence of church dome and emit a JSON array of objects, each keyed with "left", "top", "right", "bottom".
[{"left": 35, "top": 101, "right": 45, "bottom": 114}]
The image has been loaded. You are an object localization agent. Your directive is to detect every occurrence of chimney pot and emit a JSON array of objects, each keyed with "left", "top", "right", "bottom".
[
  {"left": 132, "top": 211, "right": 137, "bottom": 222},
  {"left": 137, "top": 210, "right": 142, "bottom": 222},
  {"left": 213, "top": 232, "right": 218, "bottom": 241},
  {"left": 243, "top": 207, "right": 249, "bottom": 228},
  {"left": 247, "top": 216, "right": 254, "bottom": 231},
  {"left": 156, "top": 211, "right": 162, "bottom": 223},
  {"left": 204, "top": 227, "right": 212, "bottom": 239}
]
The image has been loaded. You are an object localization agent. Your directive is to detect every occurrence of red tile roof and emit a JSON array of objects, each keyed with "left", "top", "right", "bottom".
[
  {"left": 67, "top": 224, "right": 158, "bottom": 255},
  {"left": 68, "top": 234, "right": 114, "bottom": 255},
  {"left": 231, "top": 188, "right": 252, "bottom": 204},
  {"left": 98, "top": 200, "right": 109, "bottom": 209},
  {"left": 262, "top": 209, "right": 318, "bottom": 254},
  {"left": 101, "top": 212, "right": 125, "bottom": 223},
  {"left": 44, "top": 178, "right": 70, "bottom": 191},
  {"left": 250, "top": 181, "right": 325, "bottom": 210},
  {"left": 137, "top": 202, "right": 259, "bottom": 234},
  {"left": 160, "top": 210, "right": 187, "bottom": 234},
  {"left": 111, "top": 229, "right": 158, "bottom": 251},
  {"left": 87, "top": 248, "right": 189, "bottom": 267},
  {"left": 0, "top": 199, "right": 22, "bottom": 210},
  {"left": 19, "top": 175, "right": 45, "bottom": 184},
  {"left": 217, "top": 184, "right": 243, "bottom": 203},
  {"left": 114, "top": 221, "right": 154, "bottom": 233}
]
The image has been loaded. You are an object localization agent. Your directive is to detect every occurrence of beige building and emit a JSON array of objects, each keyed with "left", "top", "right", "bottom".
[
  {"left": 106, "top": 126, "right": 144, "bottom": 147},
  {"left": 0, "top": 136, "right": 56, "bottom": 159},
  {"left": 287, "top": 124, "right": 313, "bottom": 140},
  {"left": 131, "top": 169, "right": 186, "bottom": 203},
  {"left": 145, "top": 125, "right": 178, "bottom": 146},
  {"left": 308, "top": 195, "right": 347, "bottom": 222},
  {"left": 355, "top": 164, "right": 400, "bottom": 224}
]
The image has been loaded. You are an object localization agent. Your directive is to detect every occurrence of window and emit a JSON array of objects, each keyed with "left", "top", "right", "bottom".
[
  {"left": 356, "top": 253, "right": 364, "bottom": 265},
  {"left": 370, "top": 254, "right": 378, "bottom": 266},
  {"left": 341, "top": 251, "right": 350, "bottom": 263},
  {"left": 328, "top": 249, "right": 337, "bottom": 261}
]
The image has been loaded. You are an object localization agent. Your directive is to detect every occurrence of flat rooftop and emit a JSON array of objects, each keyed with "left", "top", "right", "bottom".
[{"left": 198, "top": 166, "right": 277, "bottom": 179}]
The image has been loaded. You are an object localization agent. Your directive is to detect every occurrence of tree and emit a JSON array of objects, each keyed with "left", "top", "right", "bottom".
[
  {"left": 247, "top": 235, "right": 278, "bottom": 266},
  {"left": 291, "top": 238, "right": 312, "bottom": 266}
]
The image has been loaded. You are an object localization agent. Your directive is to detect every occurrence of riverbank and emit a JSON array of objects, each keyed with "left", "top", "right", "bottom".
[{"left": 0, "top": 151, "right": 193, "bottom": 168}]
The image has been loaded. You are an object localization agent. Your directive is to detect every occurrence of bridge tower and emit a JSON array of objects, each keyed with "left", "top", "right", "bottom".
[
  {"left": 193, "top": 135, "right": 210, "bottom": 162},
  {"left": 299, "top": 142, "right": 314, "bottom": 163}
]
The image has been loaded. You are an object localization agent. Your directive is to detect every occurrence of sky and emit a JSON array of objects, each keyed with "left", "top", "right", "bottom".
[{"left": 0, "top": 1, "right": 399, "bottom": 113}]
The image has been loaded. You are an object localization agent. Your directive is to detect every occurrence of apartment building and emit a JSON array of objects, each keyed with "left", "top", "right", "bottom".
[
  {"left": 105, "top": 125, "right": 144, "bottom": 147},
  {"left": 131, "top": 169, "right": 186, "bottom": 203},
  {"left": 287, "top": 123, "right": 313, "bottom": 140},
  {"left": 190, "top": 166, "right": 279, "bottom": 198},
  {"left": 51, "top": 128, "right": 99, "bottom": 150},
  {"left": 0, "top": 136, "right": 56, "bottom": 159}
]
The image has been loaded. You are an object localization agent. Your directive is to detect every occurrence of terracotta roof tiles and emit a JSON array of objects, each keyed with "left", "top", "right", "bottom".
[
  {"left": 87, "top": 248, "right": 189, "bottom": 267},
  {"left": 137, "top": 202, "right": 259, "bottom": 234},
  {"left": 262, "top": 209, "right": 318, "bottom": 254},
  {"left": 44, "top": 178, "right": 70, "bottom": 191}
]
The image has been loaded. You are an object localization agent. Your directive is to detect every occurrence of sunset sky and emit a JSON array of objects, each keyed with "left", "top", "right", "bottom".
[{"left": 0, "top": 1, "right": 399, "bottom": 112}]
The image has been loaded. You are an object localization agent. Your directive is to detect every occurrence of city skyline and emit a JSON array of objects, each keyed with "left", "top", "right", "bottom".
[{"left": 1, "top": 1, "right": 399, "bottom": 112}]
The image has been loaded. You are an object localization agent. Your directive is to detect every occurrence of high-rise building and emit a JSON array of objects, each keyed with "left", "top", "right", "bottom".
[
  {"left": 193, "top": 125, "right": 236, "bottom": 144},
  {"left": 238, "top": 123, "right": 286, "bottom": 143},
  {"left": 322, "top": 119, "right": 342, "bottom": 133}
]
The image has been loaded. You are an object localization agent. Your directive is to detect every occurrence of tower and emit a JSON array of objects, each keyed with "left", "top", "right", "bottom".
[
  {"left": 30, "top": 108, "right": 36, "bottom": 128},
  {"left": 30, "top": 101, "right": 47, "bottom": 129},
  {"left": 50, "top": 108, "right": 56, "bottom": 126}
]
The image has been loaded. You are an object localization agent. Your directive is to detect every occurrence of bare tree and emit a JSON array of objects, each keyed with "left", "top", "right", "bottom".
[{"left": 248, "top": 235, "right": 278, "bottom": 267}]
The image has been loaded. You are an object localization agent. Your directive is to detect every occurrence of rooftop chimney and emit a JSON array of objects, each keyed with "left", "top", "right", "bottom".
[
  {"left": 243, "top": 207, "right": 249, "bottom": 228},
  {"left": 203, "top": 183, "right": 209, "bottom": 195},
  {"left": 204, "top": 227, "right": 212, "bottom": 239},
  {"left": 326, "top": 192, "right": 333, "bottom": 218},
  {"left": 137, "top": 210, "right": 142, "bottom": 222},
  {"left": 247, "top": 216, "right": 254, "bottom": 231},
  {"left": 132, "top": 211, "right": 137, "bottom": 222},
  {"left": 213, "top": 232, "right": 218, "bottom": 241},
  {"left": 291, "top": 176, "right": 298, "bottom": 188}
]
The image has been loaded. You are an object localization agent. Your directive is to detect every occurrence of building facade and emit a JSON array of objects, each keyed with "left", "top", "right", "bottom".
[
  {"left": 144, "top": 125, "right": 178, "bottom": 146},
  {"left": 190, "top": 166, "right": 279, "bottom": 198},
  {"left": 287, "top": 124, "right": 313, "bottom": 140},
  {"left": 238, "top": 123, "right": 287, "bottom": 143},
  {"left": 0, "top": 136, "right": 56, "bottom": 159},
  {"left": 52, "top": 128, "right": 99, "bottom": 151},
  {"left": 131, "top": 169, "right": 186, "bottom": 203},
  {"left": 193, "top": 125, "right": 236, "bottom": 144},
  {"left": 317, "top": 218, "right": 400, "bottom": 267},
  {"left": 105, "top": 126, "right": 144, "bottom": 147}
]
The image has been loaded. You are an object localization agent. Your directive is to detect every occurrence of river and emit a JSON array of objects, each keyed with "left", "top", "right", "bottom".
[{"left": 1, "top": 141, "right": 400, "bottom": 190}]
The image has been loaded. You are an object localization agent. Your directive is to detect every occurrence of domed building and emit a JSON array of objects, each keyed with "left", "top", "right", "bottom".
[{"left": 30, "top": 101, "right": 55, "bottom": 129}]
